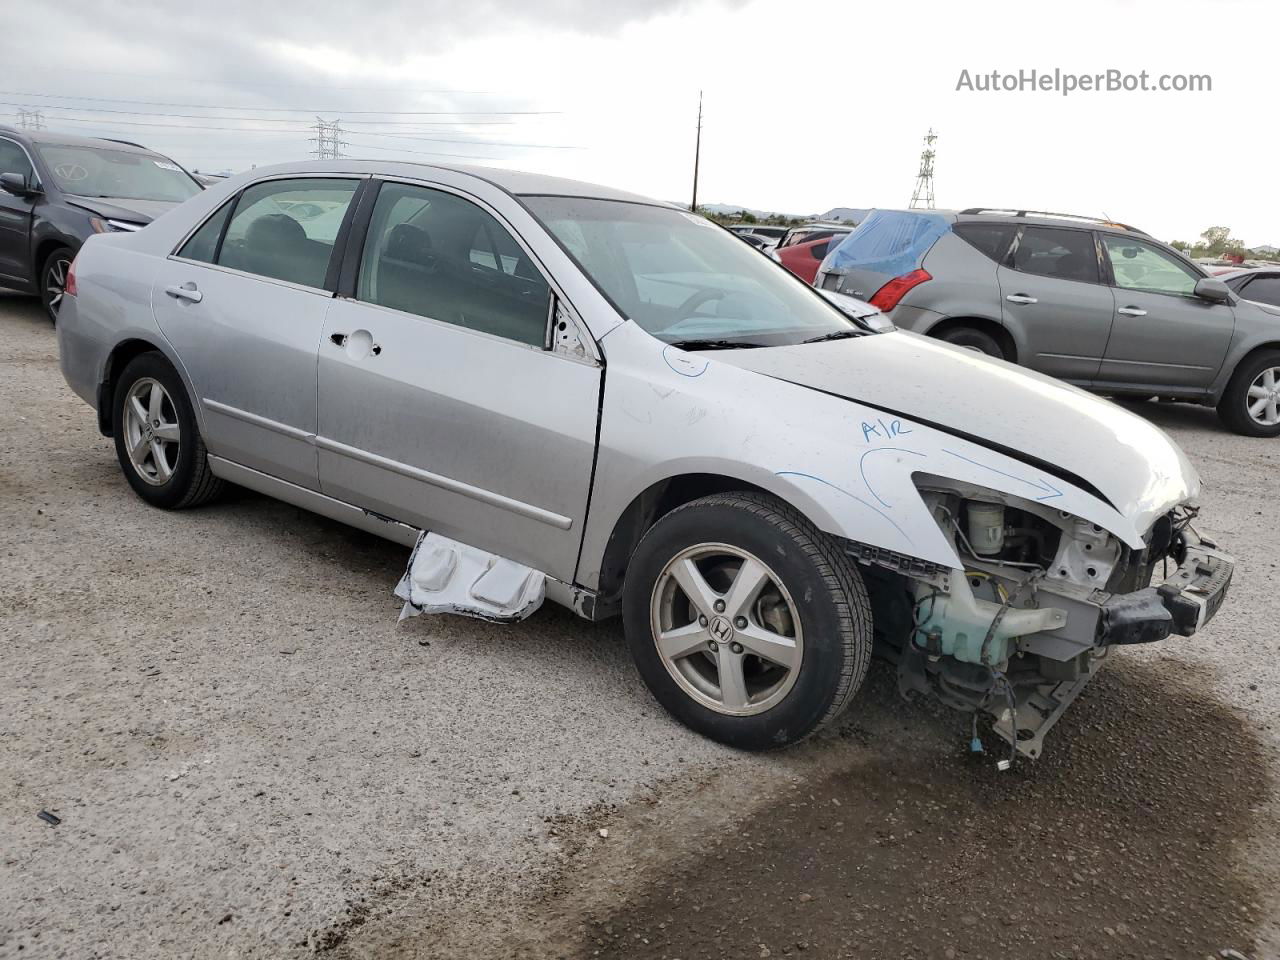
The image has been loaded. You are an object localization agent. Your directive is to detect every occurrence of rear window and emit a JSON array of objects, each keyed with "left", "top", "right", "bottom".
[
  {"left": 953, "top": 222, "right": 1016, "bottom": 262},
  {"left": 825, "top": 210, "right": 950, "bottom": 277}
]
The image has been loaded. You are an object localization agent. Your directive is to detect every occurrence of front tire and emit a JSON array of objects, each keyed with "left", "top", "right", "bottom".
[
  {"left": 1218, "top": 350, "right": 1280, "bottom": 437},
  {"left": 112, "top": 352, "right": 225, "bottom": 508},
  {"left": 41, "top": 246, "right": 75, "bottom": 324},
  {"left": 622, "top": 492, "right": 873, "bottom": 750}
]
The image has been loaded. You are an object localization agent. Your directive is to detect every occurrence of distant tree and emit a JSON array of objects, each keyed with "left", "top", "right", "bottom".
[
  {"left": 738, "top": 210, "right": 758, "bottom": 224},
  {"left": 1197, "top": 226, "right": 1240, "bottom": 258}
]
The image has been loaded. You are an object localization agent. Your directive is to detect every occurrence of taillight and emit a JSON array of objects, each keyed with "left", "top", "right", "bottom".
[
  {"left": 868, "top": 268, "right": 930, "bottom": 312},
  {"left": 65, "top": 258, "right": 78, "bottom": 297}
]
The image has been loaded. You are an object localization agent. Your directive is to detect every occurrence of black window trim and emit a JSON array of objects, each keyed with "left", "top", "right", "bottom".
[
  {"left": 167, "top": 173, "right": 368, "bottom": 295},
  {"left": 1003, "top": 223, "right": 1104, "bottom": 286},
  {"left": 0, "top": 134, "right": 42, "bottom": 190},
  {"left": 952, "top": 220, "right": 1016, "bottom": 263},
  {"left": 337, "top": 174, "right": 586, "bottom": 356}
]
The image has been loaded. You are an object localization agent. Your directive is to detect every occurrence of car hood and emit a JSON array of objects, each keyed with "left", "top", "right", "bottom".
[
  {"left": 711, "top": 330, "right": 1200, "bottom": 531},
  {"left": 64, "top": 195, "right": 178, "bottom": 225}
]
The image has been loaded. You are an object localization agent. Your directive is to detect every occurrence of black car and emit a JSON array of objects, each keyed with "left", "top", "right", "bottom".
[
  {"left": 1220, "top": 266, "right": 1280, "bottom": 309},
  {"left": 0, "top": 126, "right": 203, "bottom": 321}
]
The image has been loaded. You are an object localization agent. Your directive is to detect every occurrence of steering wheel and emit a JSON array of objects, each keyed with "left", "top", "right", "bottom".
[{"left": 673, "top": 288, "right": 725, "bottom": 318}]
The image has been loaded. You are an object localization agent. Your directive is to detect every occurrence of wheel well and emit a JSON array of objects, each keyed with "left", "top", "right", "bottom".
[
  {"left": 928, "top": 316, "right": 1016, "bottom": 362},
  {"left": 34, "top": 238, "right": 76, "bottom": 285},
  {"left": 1225, "top": 342, "right": 1280, "bottom": 390},
  {"left": 97, "top": 339, "right": 163, "bottom": 436},
  {"left": 595, "top": 473, "right": 772, "bottom": 604}
]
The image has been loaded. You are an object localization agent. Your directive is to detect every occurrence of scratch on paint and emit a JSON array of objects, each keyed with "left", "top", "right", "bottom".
[
  {"left": 662, "top": 345, "right": 710, "bottom": 379},
  {"left": 776, "top": 470, "right": 914, "bottom": 544}
]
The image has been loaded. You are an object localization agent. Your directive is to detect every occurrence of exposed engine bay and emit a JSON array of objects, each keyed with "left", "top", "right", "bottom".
[{"left": 850, "top": 480, "right": 1234, "bottom": 766}]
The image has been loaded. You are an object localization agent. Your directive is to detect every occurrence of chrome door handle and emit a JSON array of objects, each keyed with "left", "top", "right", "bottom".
[
  {"left": 1118, "top": 306, "right": 1148, "bottom": 317},
  {"left": 1005, "top": 294, "right": 1038, "bottom": 305},
  {"left": 165, "top": 283, "right": 202, "bottom": 303}
]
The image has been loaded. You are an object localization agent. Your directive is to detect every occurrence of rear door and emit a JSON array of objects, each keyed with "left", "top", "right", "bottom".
[
  {"left": 1097, "top": 234, "right": 1235, "bottom": 391},
  {"left": 152, "top": 175, "right": 362, "bottom": 490},
  {"left": 315, "top": 178, "right": 601, "bottom": 583},
  {"left": 995, "top": 225, "right": 1115, "bottom": 384}
]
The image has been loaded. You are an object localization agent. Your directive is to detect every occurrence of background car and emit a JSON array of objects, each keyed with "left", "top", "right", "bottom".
[
  {"left": 775, "top": 221, "right": 850, "bottom": 249},
  {"left": 769, "top": 230, "right": 850, "bottom": 284},
  {"left": 0, "top": 126, "right": 202, "bottom": 322},
  {"left": 816, "top": 207, "right": 1280, "bottom": 436},
  {"left": 1218, "top": 266, "right": 1280, "bottom": 308},
  {"left": 726, "top": 223, "right": 787, "bottom": 249}
]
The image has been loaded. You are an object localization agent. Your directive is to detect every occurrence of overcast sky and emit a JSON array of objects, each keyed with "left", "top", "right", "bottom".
[{"left": 3, "top": 0, "right": 1275, "bottom": 246}]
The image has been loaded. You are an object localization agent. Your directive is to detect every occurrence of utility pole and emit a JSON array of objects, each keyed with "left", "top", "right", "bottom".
[
  {"left": 17, "top": 109, "right": 45, "bottom": 130},
  {"left": 909, "top": 128, "right": 937, "bottom": 210},
  {"left": 690, "top": 91, "right": 702, "bottom": 212}
]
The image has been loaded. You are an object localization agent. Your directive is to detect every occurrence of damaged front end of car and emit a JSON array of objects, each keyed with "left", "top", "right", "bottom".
[{"left": 849, "top": 478, "right": 1234, "bottom": 765}]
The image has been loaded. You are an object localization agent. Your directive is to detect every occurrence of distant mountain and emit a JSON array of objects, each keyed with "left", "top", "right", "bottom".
[
  {"left": 697, "top": 202, "right": 809, "bottom": 219},
  {"left": 693, "top": 203, "right": 871, "bottom": 225}
]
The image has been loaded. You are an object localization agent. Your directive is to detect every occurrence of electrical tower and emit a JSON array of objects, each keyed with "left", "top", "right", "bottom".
[
  {"left": 17, "top": 109, "right": 45, "bottom": 130},
  {"left": 310, "top": 117, "right": 347, "bottom": 159},
  {"left": 909, "top": 128, "right": 937, "bottom": 210}
]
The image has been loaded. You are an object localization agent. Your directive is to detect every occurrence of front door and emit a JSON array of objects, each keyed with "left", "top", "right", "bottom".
[
  {"left": 0, "top": 137, "right": 37, "bottom": 287},
  {"left": 1097, "top": 234, "right": 1236, "bottom": 391},
  {"left": 316, "top": 180, "right": 601, "bottom": 582},
  {"left": 152, "top": 176, "right": 362, "bottom": 489},
  {"left": 996, "top": 224, "right": 1115, "bottom": 384}
]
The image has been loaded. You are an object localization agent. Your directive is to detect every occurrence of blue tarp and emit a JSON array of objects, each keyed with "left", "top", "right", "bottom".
[{"left": 825, "top": 209, "right": 951, "bottom": 278}]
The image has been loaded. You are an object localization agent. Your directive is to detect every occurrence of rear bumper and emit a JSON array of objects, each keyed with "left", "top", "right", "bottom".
[{"left": 1099, "top": 542, "right": 1234, "bottom": 646}]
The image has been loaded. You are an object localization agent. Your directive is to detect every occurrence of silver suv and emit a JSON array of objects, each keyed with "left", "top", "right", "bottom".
[{"left": 816, "top": 208, "right": 1280, "bottom": 437}]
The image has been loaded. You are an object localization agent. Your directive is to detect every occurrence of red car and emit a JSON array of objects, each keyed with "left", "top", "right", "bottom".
[{"left": 771, "top": 231, "right": 850, "bottom": 284}]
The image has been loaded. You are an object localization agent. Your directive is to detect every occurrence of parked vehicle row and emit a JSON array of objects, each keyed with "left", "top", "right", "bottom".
[
  {"left": 0, "top": 126, "right": 202, "bottom": 322},
  {"left": 815, "top": 208, "right": 1280, "bottom": 436},
  {"left": 56, "top": 159, "right": 1233, "bottom": 758}
]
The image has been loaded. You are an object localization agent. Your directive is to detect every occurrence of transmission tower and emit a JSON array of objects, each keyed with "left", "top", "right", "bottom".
[
  {"left": 310, "top": 117, "right": 347, "bottom": 159},
  {"left": 909, "top": 128, "right": 937, "bottom": 210},
  {"left": 17, "top": 109, "right": 45, "bottom": 130}
]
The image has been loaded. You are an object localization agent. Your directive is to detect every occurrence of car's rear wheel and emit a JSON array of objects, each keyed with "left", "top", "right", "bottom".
[
  {"left": 936, "top": 326, "right": 1004, "bottom": 358},
  {"left": 1218, "top": 350, "right": 1280, "bottom": 437},
  {"left": 112, "top": 351, "right": 225, "bottom": 508},
  {"left": 41, "top": 247, "right": 75, "bottom": 324},
  {"left": 622, "top": 492, "right": 872, "bottom": 750}
]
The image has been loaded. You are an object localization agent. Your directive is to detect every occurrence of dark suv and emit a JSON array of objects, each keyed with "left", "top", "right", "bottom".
[
  {"left": 0, "top": 126, "right": 202, "bottom": 321},
  {"left": 816, "top": 208, "right": 1280, "bottom": 437}
]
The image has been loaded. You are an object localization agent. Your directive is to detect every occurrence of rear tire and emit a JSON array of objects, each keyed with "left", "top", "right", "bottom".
[
  {"left": 1218, "top": 350, "right": 1280, "bottom": 437},
  {"left": 622, "top": 492, "right": 873, "bottom": 750},
  {"left": 936, "top": 326, "right": 1004, "bottom": 359},
  {"left": 112, "top": 352, "right": 225, "bottom": 508},
  {"left": 40, "top": 246, "right": 75, "bottom": 324}
]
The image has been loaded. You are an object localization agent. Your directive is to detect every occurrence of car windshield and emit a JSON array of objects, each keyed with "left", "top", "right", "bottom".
[
  {"left": 35, "top": 143, "right": 201, "bottom": 202},
  {"left": 522, "top": 196, "right": 859, "bottom": 347}
]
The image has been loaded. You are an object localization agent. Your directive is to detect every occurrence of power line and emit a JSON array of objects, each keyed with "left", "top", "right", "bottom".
[
  {"left": 310, "top": 118, "right": 347, "bottom": 160},
  {"left": 17, "top": 108, "right": 45, "bottom": 130},
  {"left": 0, "top": 90, "right": 561, "bottom": 115},
  {"left": 909, "top": 128, "right": 937, "bottom": 210},
  {"left": 690, "top": 91, "right": 702, "bottom": 212}
]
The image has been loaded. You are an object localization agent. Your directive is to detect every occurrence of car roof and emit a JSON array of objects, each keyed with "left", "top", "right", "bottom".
[
  {"left": 0, "top": 124, "right": 162, "bottom": 154},
  {"left": 235, "top": 158, "right": 670, "bottom": 207},
  {"left": 862, "top": 206, "right": 1149, "bottom": 236}
]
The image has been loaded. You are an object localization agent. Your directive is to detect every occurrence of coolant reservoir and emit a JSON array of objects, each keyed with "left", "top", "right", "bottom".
[{"left": 967, "top": 502, "right": 1005, "bottom": 556}]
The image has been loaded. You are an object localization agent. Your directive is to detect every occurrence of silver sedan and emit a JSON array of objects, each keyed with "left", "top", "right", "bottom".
[{"left": 57, "top": 160, "right": 1232, "bottom": 758}]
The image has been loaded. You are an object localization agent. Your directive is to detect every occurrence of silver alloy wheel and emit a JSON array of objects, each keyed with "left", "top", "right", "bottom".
[
  {"left": 45, "top": 256, "right": 71, "bottom": 318},
  {"left": 650, "top": 542, "right": 803, "bottom": 716},
  {"left": 1247, "top": 366, "right": 1280, "bottom": 426},
  {"left": 123, "top": 378, "right": 181, "bottom": 486}
]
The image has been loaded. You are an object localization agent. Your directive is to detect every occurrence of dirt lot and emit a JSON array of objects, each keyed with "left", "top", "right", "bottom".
[{"left": 2, "top": 290, "right": 1278, "bottom": 960}]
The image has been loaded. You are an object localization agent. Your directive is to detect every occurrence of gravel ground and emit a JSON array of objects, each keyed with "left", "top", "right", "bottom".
[{"left": 1, "top": 290, "right": 1277, "bottom": 959}]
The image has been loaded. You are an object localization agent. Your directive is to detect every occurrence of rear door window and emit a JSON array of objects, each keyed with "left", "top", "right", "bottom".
[
  {"left": 1011, "top": 226, "right": 1100, "bottom": 284},
  {"left": 953, "top": 222, "right": 1016, "bottom": 262},
  {"left": 1237, "top": 274, "right": 1280, "bottom": 307},
  {"left": 216, "top": 178, "right": 359, "bottom": 288}
]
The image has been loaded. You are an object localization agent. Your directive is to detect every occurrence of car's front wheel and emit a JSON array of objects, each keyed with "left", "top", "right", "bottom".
[
  {"left": 936, "top": 326, "right": 1004, "bottom": 358},
  {"left": 623, "top": 492, "right": 872, "bottom": 750},
  {"left": 41, "top": 246, "right": 75, "bottom": 324},
  {"left": 111, "top": 351, "right": 225, "bottom": 508},
  {"left": 1218, "top": 349, "right": 1280, "bottom": 437}
]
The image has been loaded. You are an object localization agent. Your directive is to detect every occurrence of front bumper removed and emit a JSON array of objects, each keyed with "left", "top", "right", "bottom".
[{"left": 1100, "top": 542, "right": 1235, "bottom": 646}]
